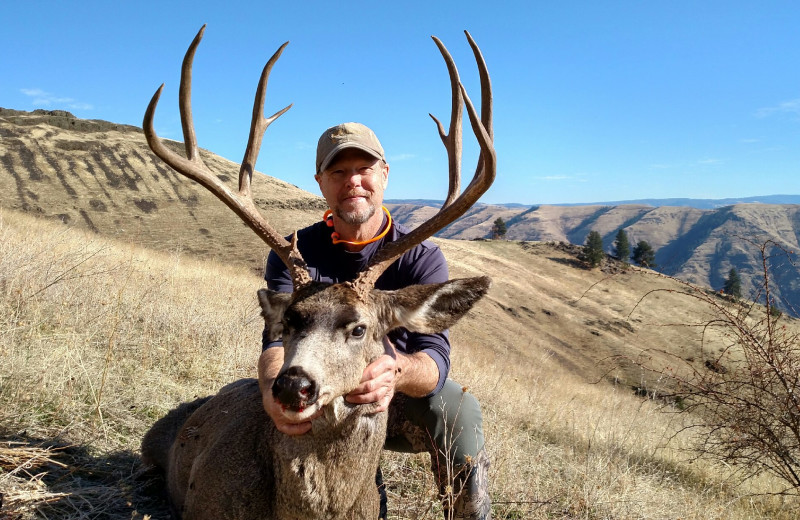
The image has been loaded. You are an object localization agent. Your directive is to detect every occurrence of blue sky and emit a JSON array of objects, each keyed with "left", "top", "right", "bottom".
[{"left": 3, "top": 1, "right": 800, "bottom": 205}]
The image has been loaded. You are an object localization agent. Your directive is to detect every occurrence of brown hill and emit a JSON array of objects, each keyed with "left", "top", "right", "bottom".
[
  {"left": 2, "top": 107, "right": 797, "bottom": 316},
  {"left": 4, "top": 207, "right": 797, "bottom": 518},
  {"left": 0, "top": 108, "right": 324, "bottom": 274},
  {"left": 388, "top": 202, "right": 800, "bottom": 315}
]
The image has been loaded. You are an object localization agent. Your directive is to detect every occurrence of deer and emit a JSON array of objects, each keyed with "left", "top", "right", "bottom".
[{"left": 140, "top": 25, "right": 495, "bottom": 520}]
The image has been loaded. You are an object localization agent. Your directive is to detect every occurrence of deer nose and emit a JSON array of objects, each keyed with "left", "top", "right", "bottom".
[{"left": 272, "top": 366, "right": 318, "bottom": 412}]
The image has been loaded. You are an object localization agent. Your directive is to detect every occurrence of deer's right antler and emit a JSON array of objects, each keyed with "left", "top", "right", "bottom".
[
  {"left": 143, "top": 25, "right": 312, "bottom": 289},
  {"left": 349, "top": 31, "right": 495, "bottom": 296}
]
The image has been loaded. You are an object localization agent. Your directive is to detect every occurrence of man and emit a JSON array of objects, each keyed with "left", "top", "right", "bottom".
[{"left": 258, "top": 122, "right": 491, "bottom": 520}]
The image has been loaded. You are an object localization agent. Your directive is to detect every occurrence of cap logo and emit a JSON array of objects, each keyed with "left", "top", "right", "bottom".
[{"left": 330, "top": 127, "right": 348, "bottom": 142}]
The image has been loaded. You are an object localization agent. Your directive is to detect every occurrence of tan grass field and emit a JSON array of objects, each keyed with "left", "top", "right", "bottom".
[{"left": 1, "top": 207, "right": 797, "bottom": 519}]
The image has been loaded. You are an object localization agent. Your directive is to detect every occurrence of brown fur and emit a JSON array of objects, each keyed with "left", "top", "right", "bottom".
[{"left": 141, "top": 276, "right": 490, "bottom": 520}]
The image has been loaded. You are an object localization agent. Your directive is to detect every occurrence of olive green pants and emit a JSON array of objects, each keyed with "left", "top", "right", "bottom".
[{"left": 384, "top": 379, "right": 485, "bottom": 466}]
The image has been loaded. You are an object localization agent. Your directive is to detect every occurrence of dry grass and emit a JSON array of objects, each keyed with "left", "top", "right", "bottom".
[
  {"left": 0, "top": 208, "right": 263, "bottom": 518},
  {"left": 1, "top": 208, "right": 798, "bottom": 519}
]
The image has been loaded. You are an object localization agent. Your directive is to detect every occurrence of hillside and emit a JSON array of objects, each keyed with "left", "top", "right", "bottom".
[
  {"left": 388, "top": 201, "right": 800, "bottom": 316},
  {"left": 0, "top": 108, "right": 324, "bottom": 274},
  {"left": 3, "top": 108, "right": 798, "bottom": 316},
  {"left": 2, "top": 108, "right": 799, "bottom": 517},
  {"left": 2, "top": 208, "right": 796, "bottom": 519}
]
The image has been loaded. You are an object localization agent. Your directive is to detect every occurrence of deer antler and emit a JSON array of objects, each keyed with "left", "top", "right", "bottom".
[
  {"left": 143, "top": 25, "right": 312, "bottom": 289},
  {"left": 350, "top": 31, "right": 495, "bottom": 295}
]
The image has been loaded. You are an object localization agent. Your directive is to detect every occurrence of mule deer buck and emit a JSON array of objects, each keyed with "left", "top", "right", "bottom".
[{"left": 140, "top": 25, "right": 495, "bottom": 520}]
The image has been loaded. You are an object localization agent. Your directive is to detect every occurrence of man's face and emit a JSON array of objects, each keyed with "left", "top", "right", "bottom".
[{"left": 315, "top": 149, "right": 389, "bottom": 226}]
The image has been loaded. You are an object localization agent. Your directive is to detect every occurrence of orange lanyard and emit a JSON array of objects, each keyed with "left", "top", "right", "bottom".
[{"left": 324, "top": 206, "right": 392, "bottom": 246}]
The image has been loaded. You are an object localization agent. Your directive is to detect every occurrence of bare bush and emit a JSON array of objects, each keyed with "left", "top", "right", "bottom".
[{"left": 633, "top": 240, "right": 800, "bottom": 494}]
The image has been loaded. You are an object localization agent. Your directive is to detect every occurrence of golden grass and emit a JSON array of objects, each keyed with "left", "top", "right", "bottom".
[{"left": 1, "top": 207, "right": 798, "bottom": 519}]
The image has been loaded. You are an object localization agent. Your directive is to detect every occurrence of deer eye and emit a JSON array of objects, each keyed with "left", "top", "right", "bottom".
[
  {"left": 351, "top": 325, "right": 366, "bottom": 338},
  {"left": 282, "top": 309, "right": 304, "bottom": 331}
]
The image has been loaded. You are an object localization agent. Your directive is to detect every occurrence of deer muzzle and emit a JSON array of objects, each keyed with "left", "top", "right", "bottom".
[{"left": 272, "top": 366, "right": 319, "bottom": 412}]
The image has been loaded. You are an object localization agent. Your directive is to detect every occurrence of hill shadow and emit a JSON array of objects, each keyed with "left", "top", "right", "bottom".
[
  {"left": 547, "top": 255, "right": 585, "bottom": 269},
  {"left": 655, "top": 206, "right": 735, "bottom": 275}
]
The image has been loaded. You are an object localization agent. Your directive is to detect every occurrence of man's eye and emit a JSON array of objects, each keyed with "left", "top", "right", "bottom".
[{"left": 351, "top": 325, "right": 366, "bottom": 338}]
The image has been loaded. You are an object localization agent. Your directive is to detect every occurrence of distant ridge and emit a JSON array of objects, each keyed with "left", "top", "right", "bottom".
[
  {"left": 559, "top": 194, "right": 800, "bottom": 209},
  {"left": 387, "top": 195, "right": 800, "bottom": 210},
  {"left": 2, "top": 107, "right": 799, "bottom": 317},
  {"left": 386, "top": 200, "right": 800, "bottom": 317}
]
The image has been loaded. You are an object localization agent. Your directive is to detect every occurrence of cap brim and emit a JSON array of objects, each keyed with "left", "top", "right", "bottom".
[{"left": 318, "top": 143, "right": 384, "bottom": 173}]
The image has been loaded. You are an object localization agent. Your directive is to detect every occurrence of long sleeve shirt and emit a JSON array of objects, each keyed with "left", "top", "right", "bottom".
[{"left": 263, "top": 217, "right": 451, "bottom": 395}]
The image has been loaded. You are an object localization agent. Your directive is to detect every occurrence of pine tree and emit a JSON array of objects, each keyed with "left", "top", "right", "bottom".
[
  {"left": 723, "top": 267, "right": 742, "bottom": 299},
  {"left": 583, "top": 230, "right": 605, "bottom": 267},
  {"left": 632, "top": 240, "right": 656, "bottom": 267},
  {"left": 613, "top": 229, "right": 630, "bottom": 263},
  {"left": 491, "top": 217, "right": 507, "bottom": 239}
]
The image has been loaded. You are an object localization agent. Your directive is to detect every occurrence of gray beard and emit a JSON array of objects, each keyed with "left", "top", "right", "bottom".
[{"left": 336, "top": 204, "right": 376, "bottom": 225}]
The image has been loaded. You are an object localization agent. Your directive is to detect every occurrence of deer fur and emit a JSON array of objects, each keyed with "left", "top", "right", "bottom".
[{"left": 141, "top": 276, "right": 491, "bottom": 520}]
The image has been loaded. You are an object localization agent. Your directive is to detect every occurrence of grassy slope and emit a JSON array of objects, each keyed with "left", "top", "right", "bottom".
[
  {"left": 0, "top": 110, "right": 324, "bottom": 275},
  {"left": 1, "top": 208, "right": 796, "bottom": 519}
]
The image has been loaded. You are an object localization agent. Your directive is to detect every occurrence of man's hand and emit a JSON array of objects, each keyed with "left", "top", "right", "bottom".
[
  {"left": 345, "top": 354, "right": 398, "bottom": 413},
  {"left": 346, "top": 337, "right": 398, "bottom": 413}
]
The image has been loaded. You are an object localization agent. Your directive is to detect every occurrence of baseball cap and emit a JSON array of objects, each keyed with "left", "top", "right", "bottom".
[{"left": 316, "top": 122, "right": 386, "bottom": 173}]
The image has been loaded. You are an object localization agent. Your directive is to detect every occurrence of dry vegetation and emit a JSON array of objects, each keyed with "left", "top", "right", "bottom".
[
  {"left": 0, "top": 109, "right": 324, "bottom": 276},
  {"left": 1, "top": 207, "right": 798, "bottom": 519}
]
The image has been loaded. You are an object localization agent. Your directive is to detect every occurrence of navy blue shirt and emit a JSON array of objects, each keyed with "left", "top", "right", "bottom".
[{"left": 264, "top": 217, "right": 451, "bottom": 395}]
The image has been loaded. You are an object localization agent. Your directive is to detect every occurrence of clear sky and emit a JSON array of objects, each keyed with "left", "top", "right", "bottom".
[{"left": 3, "top": 1, "right": 800, "bottom": 205}]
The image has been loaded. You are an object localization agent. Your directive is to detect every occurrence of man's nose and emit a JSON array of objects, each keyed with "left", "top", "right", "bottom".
[{"left": 344, "top": 171, "right": 362, "bottom": 188}]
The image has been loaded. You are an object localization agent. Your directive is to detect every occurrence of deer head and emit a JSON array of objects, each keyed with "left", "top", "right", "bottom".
[
  {"left": 258, "top": 277, "right": 490, "bottom": 423},
  {"left": 143, "top": 25, "right": 495, "bottom": 423}
]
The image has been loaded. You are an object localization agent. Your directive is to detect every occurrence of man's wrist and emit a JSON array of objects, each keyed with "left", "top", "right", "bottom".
[
  {"left": 258, "top": 348, "right": 284, "bottom": 392},
  {"left": 394, "top": 351, "right": 438, "bottom": 397}
]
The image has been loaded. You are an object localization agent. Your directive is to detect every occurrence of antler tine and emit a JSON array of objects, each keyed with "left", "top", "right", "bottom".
[
  {"left": 179, "top": 25, "right": 206, "bottom": 163},
  {"left": 429, "top": 36, "right": 463, "bottom": 209},
  {"left": 143, "top": 26, "right": 312, "bottom": 289},
  {"left": 240, "top": 41, "right": 292, "bottom": 198},
  {"left": 464, "top": 30, "right": 493, "bottom": 180},
  {"left": 465, "top": 31, "right": 493, "bottom": 140},
  {"left": 350, "top": 32, "right": 495, "bottom": 295},
  {"left": 460, "top": 83, "right": 496, "bottom": 193}
]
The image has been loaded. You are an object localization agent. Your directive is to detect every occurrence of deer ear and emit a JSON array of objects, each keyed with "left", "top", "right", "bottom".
[
  {"left": 257, "top": 289, "right": 293, "bottom": 342},
  {"left": 384, "top": 276, "right": 491, "bottom": 333}
]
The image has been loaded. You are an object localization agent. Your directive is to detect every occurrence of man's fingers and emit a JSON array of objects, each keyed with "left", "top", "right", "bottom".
[
  {"left": 346, "top": 392, "right": 377, "bottom": 405},
  {"left": 368, "top": 388, "right": 395, "bottom": 414},
  {"left": 359, "top": 355, "right": 396, "bottom": 382},
  {"left": 346, "top": 382, "right": 391, "bottom": 405},
  {"left": 353, "top": 370, "right": 394, "bottom": 394},
  {"left": 347, "top": 350, "right": 400, "bottom": 406}
]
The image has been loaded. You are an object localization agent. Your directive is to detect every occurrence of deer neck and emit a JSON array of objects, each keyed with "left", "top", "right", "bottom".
[{"left": 271, "top": 406, "right": 387, "bottom": 519}]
